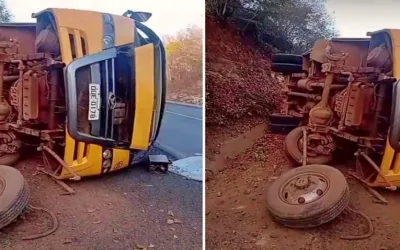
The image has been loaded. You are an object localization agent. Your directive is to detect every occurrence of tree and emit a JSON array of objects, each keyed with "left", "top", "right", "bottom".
[
  {"left": 0, "top": 0, "right": 12, "bottom": 22},
  {"left": 207, "top": 0, "right": 338, "bottom": 53},
  {"left": 164, "top": 25, "right": 203, "bottom": 104}
]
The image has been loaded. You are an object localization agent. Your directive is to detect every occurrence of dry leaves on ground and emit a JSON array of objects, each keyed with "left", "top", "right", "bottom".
[{"left": 206, "top": 18, "right": 282, "bottom": 127}]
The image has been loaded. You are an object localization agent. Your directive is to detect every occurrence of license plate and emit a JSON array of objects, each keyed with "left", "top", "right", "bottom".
[{"left": 88, "top": 83, "right": 101, "bottom": 121}]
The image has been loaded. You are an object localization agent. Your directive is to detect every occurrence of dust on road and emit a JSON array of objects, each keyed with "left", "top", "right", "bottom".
[
  {"left": 206, "top": 131, "right": 400, "bottom": 250},
  {"left": 0, "top": 155, "right": 202, "bottom": 250}
]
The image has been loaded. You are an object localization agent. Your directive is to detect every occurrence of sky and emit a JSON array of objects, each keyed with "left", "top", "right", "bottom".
[
  {"left": 5, "top": 0, "right": 399, "bottom": 39},
  {"left": 326, "top": 0, "right": 400, "bottom": 37},
  {"left": 5, "top": 0, "right": 204, "bottom": 37}
]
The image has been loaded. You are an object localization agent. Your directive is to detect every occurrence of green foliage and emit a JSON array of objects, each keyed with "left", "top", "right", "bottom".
[
  {"left": 163, "top": 25, "right": 203, "bottom": 101},
  {"left": 207, "top": 0, "right": 338, "bottom": 54},
  {"left": 166, "top": 41, "right": 183, "bottom": 57},
  {"left": 0, "top": 0, "right": 12, "bottom": 22}
]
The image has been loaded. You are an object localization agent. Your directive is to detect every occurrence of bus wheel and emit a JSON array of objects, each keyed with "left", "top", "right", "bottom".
[
  {"left": 0, "top": 165, "right": 30, "bottom": 229},
  {"left": 267, "top": 164, "right": 349, "bottom": 228},
  {"left": 284, "top": 126, "right": 334, "bottom": 165},
  {"left": 0, "top": 152, "right": 21, "bottom": 166}
]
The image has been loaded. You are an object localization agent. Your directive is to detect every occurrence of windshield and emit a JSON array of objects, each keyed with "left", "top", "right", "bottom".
[
  {"left": 76, "top": 45, "right": 134, "bottom": 144},
  {"left": 65, "top": 20, "right": 165, "bottom": 148}
]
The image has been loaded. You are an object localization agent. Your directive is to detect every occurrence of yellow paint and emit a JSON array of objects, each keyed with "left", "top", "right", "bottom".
[
  {"left": 370, "top": 29, "right": 400, "bottom": 187},
  {"left": 52, "top": 8, "right": 103, "bottom": 54},
  {"left": 379, "top": 29, "right": 400, "bottom": 172},
  {"left": 74, "top": 29, "right": 84, "bottom": 58},
  {"left": 77, "top": 142, "right": 85, "bottom": 163},
  {"left": 43, "top": 8, "right": 135, "bottom": 179},
  {"left": 130, "top": 44, "right": 155, "bottom": 150},
  {"left": 112, "top": 14, "right": 135, "bottom": 46},
  {"left": 110, "top": 149, "right": 131, "bottom": 172}
]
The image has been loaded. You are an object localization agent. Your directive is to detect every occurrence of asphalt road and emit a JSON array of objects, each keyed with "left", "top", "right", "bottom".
[
  {"left": 0, "top": 101, "right": 204, "bottom": 250},
  {"left": 155, "top": 102, "right": 203, "bottom": 159}
]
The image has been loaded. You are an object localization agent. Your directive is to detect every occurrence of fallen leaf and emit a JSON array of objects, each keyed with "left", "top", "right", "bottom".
[
  {"left": 168, "top": 210, "right": 174, "bottom": 217},
  {"left": 206, "top": 19, "right": 280, "bottom": 126},
  {"left": 63, "top": 239, "right": 72, "bottom": 244},
  {"left": 93, "top": 220, "right": 102, "bottom": 224},
  {"left": 167, "top": 219, "right": 174, "bottom": 225},
  {"left": 173, "top": 219, "right": 182, "bottom": 224}
]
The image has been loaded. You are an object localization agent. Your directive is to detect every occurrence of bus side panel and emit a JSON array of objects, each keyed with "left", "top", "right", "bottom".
[{"left": 130, "top": 44, "right": 155, "bottom": 150}]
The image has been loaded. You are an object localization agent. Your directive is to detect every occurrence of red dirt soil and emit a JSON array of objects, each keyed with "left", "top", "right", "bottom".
[
  {"left": 206, "top": 132, "right": 400, "bottom": 250},
  {"left": 167, "top": 80, "right": 203, "bottom": 105},
  {"left": 1, "top": 155, "right": 202, "bottom": 250},
  {"left": 206, "top": 18, "right": 281, "bottom": 127},
  {"left": 205, "top": 20, "right": 400, "bottom": 250}
]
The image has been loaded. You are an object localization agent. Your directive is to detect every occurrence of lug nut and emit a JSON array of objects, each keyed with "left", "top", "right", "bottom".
[{"left": 298, "top": 197, "right": 305, "bottom": 204}]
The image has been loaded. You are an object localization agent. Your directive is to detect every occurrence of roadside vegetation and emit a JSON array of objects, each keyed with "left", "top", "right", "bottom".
[
  {"left": 206, "top": 0, "right": 337, "bottom": 126},
  {"left": 164, "top": 25, "right": 203, "bottom": 105},
  {"left": 0, "top": 0, "right": 11, "bottom": 22}
]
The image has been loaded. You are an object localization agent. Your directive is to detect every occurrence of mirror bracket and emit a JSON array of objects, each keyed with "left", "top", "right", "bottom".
[{"left": 123, "top": 10, "right": 152, "bottom": 22}]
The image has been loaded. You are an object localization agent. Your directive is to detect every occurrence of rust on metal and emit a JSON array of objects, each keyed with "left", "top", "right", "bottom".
[
  {"left": 275, "top": 33, "right": 397, "bottom": 188},
  {"left": 302, "top": 127, "right": 307, "bottom": 166},
  {"left": 41, "top": 145, "right": 81, "bottom": 181},
  {"left": 48, "top": 69, "right": 58, "bottom": 130},
  {"left": 348, "top": 171, "right": 388, "bottom": 205},
  {"left": 358, "top": 151, "right": 396, "bottom": 191}
]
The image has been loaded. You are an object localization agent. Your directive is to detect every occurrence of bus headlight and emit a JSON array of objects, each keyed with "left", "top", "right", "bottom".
[
  {"left": 102, "top": 159, "right": 111, "bottom": 169},
  {"left": 103, "top": 35, "right": 114, "bottom": 48},
  {"left": 102, "top": 14, "right": 115, "bottom": 49},
  {"left": 103, "top": 149, "right": 112, "bottom": 159}
]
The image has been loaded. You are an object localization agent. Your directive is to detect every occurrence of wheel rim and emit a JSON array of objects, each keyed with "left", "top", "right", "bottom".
[
  {"left": 279, "top": 173, "right": 329, "bottom": 205},
  {"left": 296, "top": 132, "right": 335, "bottom": 158},
  {"left": 0, "top": 176, "right": 5, "bottom": 196},
  {"left": 297, "top": 137, "right": 318, "bottom": 157}
]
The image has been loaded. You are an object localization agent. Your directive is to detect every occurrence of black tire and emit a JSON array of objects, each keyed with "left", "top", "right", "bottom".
[
  {"left": 269, "top": 114, "right": 302, "bottom": 125},
  {"left": 0, "top": 152, "right": 21, "bottom": 166},
  {"left": 284, "top": 126, "right": 332, "bottom": 165},
  {"left": 271, "top": 63, "right": 303, "bottom": 74},
  {"left": 269, "top": 123, "right": 297, "bottom": 134},
  {"left": 0, "top": 165, "right": 30, "bottom": 229},
  {"left": 267, "top": 164, "right": 350, "bottom": 228},
  {"left": 272, "top": 54, "right": 303, "bottom": 65}
]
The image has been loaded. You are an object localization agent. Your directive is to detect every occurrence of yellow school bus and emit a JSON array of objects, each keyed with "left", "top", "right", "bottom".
[{"left": 0, "top": 8, "right": 165, "bottom": 179}]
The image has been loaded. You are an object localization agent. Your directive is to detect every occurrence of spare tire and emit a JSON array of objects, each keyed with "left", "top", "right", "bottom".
[
  {"left": 0, "top": 165, "right": 30, "bottom": 229},
  {"left": 271, "top": 63, "right": 303, "bottom": 74},
  {"left": 35, "top": 25, "right": 61, "bottom": 56},
  {"left": 272, "top": 54, "right": 303, "bottom": 65},
  {"left": 266, "top": 164, "right": 350, "bottom": 228}
]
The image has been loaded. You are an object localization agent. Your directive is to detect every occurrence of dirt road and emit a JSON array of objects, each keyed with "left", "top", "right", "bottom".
[
  {"left": 0, "top": 153, "right": 202, "bottom": 250},
  {"left": 206, "top": 130, "right": 400, "bottom": 250}
]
